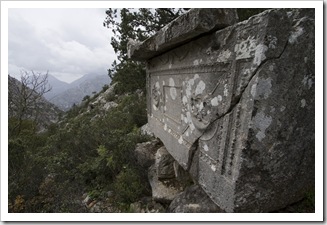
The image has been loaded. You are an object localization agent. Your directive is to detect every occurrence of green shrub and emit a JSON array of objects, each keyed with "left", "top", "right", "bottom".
[
  {"left": 303, "top": 189, "right": 315, "bottom": 209},
  {"left": 112, "top": 60, "right": 146, "bottom": 95},
  {"left": 82, "top": 95, "right": 90, "bottom": 101},
  {"left": 102, "top": 84, "right": 109, "bottom": 92},
  {"left": 237, "top": 9, "right": 269, "bottom": 22},
  {"left": 113, "top": 166, "right": 145, "bottom": 204},
  {"left": 88, "top": 189, "right": 101, "bottom": 200},
  {"left": 8, "top": 68, "right": 150, "bottom": 212}
]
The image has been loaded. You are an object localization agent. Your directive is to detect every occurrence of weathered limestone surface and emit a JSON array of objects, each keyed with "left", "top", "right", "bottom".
[
  {"left": 148, "top": 164, "right": 184, "bottom": 203},
  {"left": 128, "top": 8, "right": 238, "bottom": 60},
  {"left": 129, "top": 8, "right": 315, "bottom": 212}
]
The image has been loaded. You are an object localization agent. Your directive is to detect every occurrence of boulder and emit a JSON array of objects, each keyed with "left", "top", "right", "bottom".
[
  {"left": 134, "top": 139, "right": 162, "bottom": 168},
  {"left": 129, "top": 202, "right": 145, "bottom": 213},
  {"left": 130, "top": 197, "right": 166, "bottom": 213},
  {"left": 104, "top": 82, "right": 117, "bottom": 96},
  {"left": 169, "top": 185, "right": 224, "bottom": 213},
  {"left": 89, "top": 202, "right": 100, "bottom": 213},
  {"left": 103, "top": 101, "right": 118, "bottom": 111},
  {"left": 140, "top": 123, "right": 154, "bottom": 137},
  {"left": 155, "top": 146, "right": 176, "bottom": 180},
  {"left": 82, "top": 194, "right": 92, "bottom": 206},
  {"left": 148, "top": 164, "right": 184, "bottom": 203}
]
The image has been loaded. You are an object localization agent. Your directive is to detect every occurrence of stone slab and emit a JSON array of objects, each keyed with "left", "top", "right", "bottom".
[
  {"left": 132, "top": 8, "right": 315, "bottom": 212},
  {"left": 128, "top": 8, "right": 238, "bottom": 60}
]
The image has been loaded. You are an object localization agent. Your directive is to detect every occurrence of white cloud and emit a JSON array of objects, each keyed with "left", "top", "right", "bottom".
[{"left": 8, "top": 8, "right": 116, "bottom": 83}]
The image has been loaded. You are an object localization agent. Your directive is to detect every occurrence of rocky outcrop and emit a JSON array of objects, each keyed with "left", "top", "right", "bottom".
[
  {"left": 81, "top": 192, "right": 119, "bottom": 213},
  {"left": 129, "top": 8, "right": 315, "bottom": 212},
  {"left": 168, "top": 185, "right": 224, "bottom": 213},
  {"left": 155, "top": 146, "right": 176, "bottom": 180},
  {"left": 148, "top": 164, "right": 184, "bottom": 204},
  {"left": 140, "top": 123, "right": 155, "bottom": 137},
  {"left": 88, "top": 82, "right": 118, "bottom": 112},
  {"left": 134, "top": 139, "right": 162, "bottom": 168},
  {"left": 148, "top": 144, "right": 195, "bottom": 205}
]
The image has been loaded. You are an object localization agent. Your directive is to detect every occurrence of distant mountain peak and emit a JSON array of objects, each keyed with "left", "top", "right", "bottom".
[{"left": 46, "top": 73, "right": 111, "bottom": 111}]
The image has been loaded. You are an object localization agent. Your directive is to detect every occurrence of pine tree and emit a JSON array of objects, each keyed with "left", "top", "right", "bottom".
[{"left": 103, "top": 8, "right": 187, "bottom": 94}]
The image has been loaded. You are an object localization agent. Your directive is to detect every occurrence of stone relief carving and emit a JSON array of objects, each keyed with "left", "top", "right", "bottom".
[
  {"left": 189, "top": 79, "right": 224, "bottom": 131},
  {"left": 152, "top": 82, "right": 161, "bottom": 110},
  {"left": 190, "top": 93, "right": 213, "bottom": 131},
  {"left": 129, "top": 8, "right": 315, "bottom": 213}
]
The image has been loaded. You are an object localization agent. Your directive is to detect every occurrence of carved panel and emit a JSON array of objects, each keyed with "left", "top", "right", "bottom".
[
  {"left": 150, "top": 63, "right": 232, "bottom": 127},
  {"left": 163, "top": 85, "right": 182, "bottom": 126},
  {"left": 199, "top": 102, "right": 243, "bottom": 182},
  {"left": 232, "top": 58, "right": 255, "bottom": 99},
  {"left": 152, "top": 83, "right": 161, "bottom": 108},
  {"left": 142, "top": 7, "right": 315, "bottom": 213},
  {"left": 199, "top": 114, "right": 229, "bottom": 173}
]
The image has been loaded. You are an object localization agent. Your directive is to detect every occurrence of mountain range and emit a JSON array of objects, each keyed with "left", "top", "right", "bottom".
[{"left": 44, "top": 73, "right": 111, "bottom": 111}]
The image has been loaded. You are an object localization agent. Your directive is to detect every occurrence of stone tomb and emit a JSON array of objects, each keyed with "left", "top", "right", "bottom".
[{"left": 129, "top": 8, "right": 315, "bottom": 212}]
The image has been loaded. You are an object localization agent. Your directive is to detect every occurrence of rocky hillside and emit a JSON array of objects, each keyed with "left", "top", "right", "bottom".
[
  {"left": 8, "top": 76, "right": 314, "bottom": 214},
  {"left": 8, "top": 75, "right": 62, "bottom": 129}
]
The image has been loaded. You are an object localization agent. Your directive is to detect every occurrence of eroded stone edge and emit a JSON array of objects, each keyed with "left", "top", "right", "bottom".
[{"left": 128, "top": 8, "right": 238, "bottom": 60}]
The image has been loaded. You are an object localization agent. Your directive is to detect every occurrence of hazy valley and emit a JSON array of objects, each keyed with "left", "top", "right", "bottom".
[{"left": 44, "top": 73, "right": 110, "bottom": 111}]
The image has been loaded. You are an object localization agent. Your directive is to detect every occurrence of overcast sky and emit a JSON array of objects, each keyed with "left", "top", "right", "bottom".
[{"left": 8, "top": 8, "right": 116, "bottom": 83}]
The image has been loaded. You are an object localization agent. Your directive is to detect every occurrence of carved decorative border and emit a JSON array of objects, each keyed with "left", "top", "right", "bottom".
[{"left": 148, "top": 62, "right": 231, "bottom": 76}]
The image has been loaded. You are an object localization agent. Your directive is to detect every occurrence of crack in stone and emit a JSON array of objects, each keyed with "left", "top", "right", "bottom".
[
  {"left": 186, "top": 40, "right": 289, "bottom": 171},
  {"left": 185, "top": 37, "right": 290, "bottom": 172},
  {"left": 210, "top": 40, "right": 289, "bottom": 127},
  {"left": 187, "top": 137, "right": 200, "bottom": 172}
]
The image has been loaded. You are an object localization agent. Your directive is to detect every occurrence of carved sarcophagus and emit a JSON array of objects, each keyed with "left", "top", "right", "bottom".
[{"left": 129, "top": 8, "right": 315, "bottom": 212}]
